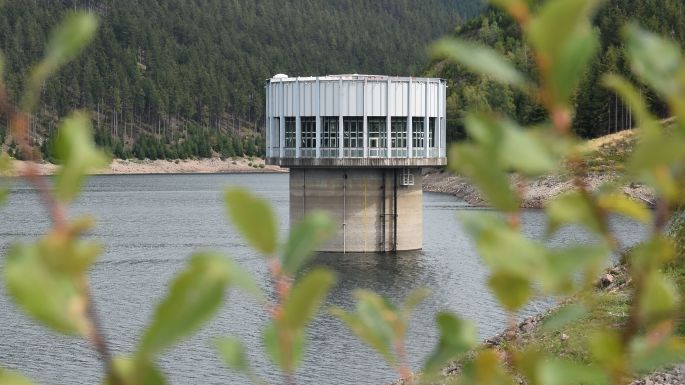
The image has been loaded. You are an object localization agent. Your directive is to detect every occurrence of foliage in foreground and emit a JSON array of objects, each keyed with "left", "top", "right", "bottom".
[{"left": 2, "top": 1, "right": 685, "bottom": 385}]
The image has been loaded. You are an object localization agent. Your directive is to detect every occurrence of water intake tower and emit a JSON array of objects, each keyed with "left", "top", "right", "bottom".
[{"left": 265, "top": 74, "right": 447, "bottom": 252}]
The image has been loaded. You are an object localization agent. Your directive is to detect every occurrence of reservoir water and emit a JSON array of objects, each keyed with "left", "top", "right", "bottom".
[{"left": 0, "top": 173, "right": 648, "bottom": 385}]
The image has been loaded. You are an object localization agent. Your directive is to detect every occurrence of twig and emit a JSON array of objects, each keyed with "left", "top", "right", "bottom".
[{"left": 0, "top": 92, "right": 121, "bottom": 384}]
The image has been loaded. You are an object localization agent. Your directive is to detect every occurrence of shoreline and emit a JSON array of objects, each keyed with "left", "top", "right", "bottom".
[
  {"left": 8, "top": 157, "right": 288, "bottom": 176},
  {"left": 422, "top": 169, "right": 656, "bottom": 209}
]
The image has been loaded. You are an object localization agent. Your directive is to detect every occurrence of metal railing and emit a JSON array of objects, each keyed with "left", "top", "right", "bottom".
[{"left": 270, "top": 146, "right": 444, "bottom": 159}]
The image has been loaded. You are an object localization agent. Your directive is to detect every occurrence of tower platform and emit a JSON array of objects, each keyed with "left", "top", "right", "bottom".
[{"left": 265, "top": 74, "right": 447, "bottom": 252}]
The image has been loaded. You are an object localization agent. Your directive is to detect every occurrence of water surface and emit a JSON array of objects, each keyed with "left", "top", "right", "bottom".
[{"left": 0, "top": 174, "right": 647, "bottom": 384}]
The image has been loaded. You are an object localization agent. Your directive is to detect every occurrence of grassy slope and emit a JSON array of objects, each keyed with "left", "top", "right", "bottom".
[{"left": 418, "top": 125, "right": 685, "bottom": 384}]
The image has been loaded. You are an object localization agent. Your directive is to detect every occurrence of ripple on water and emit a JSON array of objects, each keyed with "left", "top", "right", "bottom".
[{"left": 0, "top": 175, "right": 647, "bottom": 385}]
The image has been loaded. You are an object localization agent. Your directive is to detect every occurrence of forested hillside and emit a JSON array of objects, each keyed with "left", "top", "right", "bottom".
[
  {"left": 0, "top": 0, "right": 482, "bottom": 160},
  {"left": 429, "top": 0, "right": 685, "bottom": 141}
]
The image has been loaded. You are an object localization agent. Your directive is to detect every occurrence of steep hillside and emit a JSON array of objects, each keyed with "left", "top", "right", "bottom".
[
  {"left": 428, "top": 0, "right": 685, "bottom": 141},
  {"left": 0, "top": 0, "right": 483, "bottom": 160}
]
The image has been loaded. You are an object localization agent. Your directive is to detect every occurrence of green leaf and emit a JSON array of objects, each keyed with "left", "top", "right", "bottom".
[
  {"left": 431, "top": 38, "right": 528, "bottom": 88},
  {"left": 104, "top": 357, "right": 166, "bottom": 385},
  {"left": 138, "top": 252, "right": 230, "bottom": 357},
  {"left": 602, "top": 74, "right": 660, "bottom": 134},
  {"left": 262, "top": 321, "right": 305, "bottom": 372},
  {"left": 541, "top": 245, "right": 608, "bottom": 294},
  {"left": 624, "top": 23, "right": 683, "bottom": 99},
  {"left": 0, "top": 368, "right": 36, "bottom": 385},
  {"left": 38, "top": 225, "right": 102, "bottom": 275},
  {"left": 53, "top": 112, "right": 109, "bottom": 203},
  {"left": 401, "top": 288, "right": 431, "bottom": 317},
  {"left": 423, "top": 312, "right": 477, "bottom": 374},
  {"left": 545, "top": 191, "right": 602, "bottom": 235},
  {"left": 639, "top": 271, "right": 679, "bottom": 323},
  {"left": 282, "top": 212, "right": 334, "bottom": 275},
  {"left": 488, "top": 271, "right": 531, "bottom": 311},
  {"left": 216, "top": 337, "right": 250, "bottom": 373},
  {"left": 42, "top": 12, "right": 99, "bottom": 72},
  {"left": 464, "top": 113, "right": 557, "bottom": 176},
  {"left": 527, "top": 0, "right": 599, "bottom": 62},
  {"left": 597, "top": 193, "right": 651, "bottom": 223},
  {"left": 541, "top": 303, "right": 587, "bottom": 331},
  {"left": 0, "top": 187, "right": 7, "bottom": 206},
  {"left": 24, "top": 12, "right": 98, "bottom": 110},
  {"left": 630, "top": 336, "right": 685, "bottom": 374},
  {"left": 460, "top": 350, "right": 516, "bottom": 385},
  {"left": 449, "top": 144, "right": 518, "bottom": 211},
  {"left": 224, "top": 258, "right": 264, "bottom": 301},
  {"left": 589, "top": 330, "right": 624, "bottom": 371},
  {"left": 538, "top": 358, "right": 608, "bottom": 385},
  {"left": 224, "top": 188, "right": 278, "bottom": 255},
  {"left": 330, "top": 291, "right": 398, "bottom": 365},
  {"left": 4, "top": 243, "right": 89, "bottom": 335},
  {"left": 462, "top": 213, "right": 547, "bottom": 277},
  {"left": 282, "top": 268, "right": 335, "bottom": 332},
  {"left": 549, "top": 28, "right": 600, "bottom": 105},
  {"left": 629, "top": 236, "right": 676, "bottom": 272}
]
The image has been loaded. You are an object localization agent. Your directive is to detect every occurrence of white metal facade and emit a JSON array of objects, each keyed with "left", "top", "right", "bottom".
[{"left": 265, "top": 74, "right": 447, "bottom": 160}]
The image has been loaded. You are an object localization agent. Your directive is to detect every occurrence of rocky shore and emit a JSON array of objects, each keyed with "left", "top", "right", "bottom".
[
  {"left": 8, "top": 156, "right": 286, "bottom": 176},
  {"left": 422, "top": 169, "right": 656, "bottom": 209},
  {"left": 391, "top": 265, "right": 685, "bottom": 385}
]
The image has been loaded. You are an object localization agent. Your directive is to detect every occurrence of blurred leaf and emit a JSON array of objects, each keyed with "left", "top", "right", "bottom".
[
  {"left": 464, "top": 113, "right": 557, "bottom": 176},
  {"left": 541, "top": 245, "right": 608, "bottom": 294},
  {"left": 629, "top": 236, "right": 676, "bottom": 272},
  {"left": 630, "top": 335, "right": 685, "bottom": 373},
  {"left": 282, "top": 268, "right": 335, "bottom": 332},
  {"left": 549, "top": 28, "right": 600, "bottom": 105},
  {"left": 602, "top": 74, "right": 660, "bottom": 134},
  {"left": 104, "top": 357, "right": 166, "bottom": 385},
  {"left": 589, "top": 330, "right": 624, "bottom": 371},
  {"left": 39, "top": 228, "right": 102, "bottom": 275},
  {"left": 541, "top": 303, "right": 587, "bottom": 331},
  {"left": 224, "top": 258, "right": 264, "bottom": 301},
  {"left": 431, "top": 39, "right": 528, "bottom": 88},
  {"left": 459, "top": 350, "right": 516, "bottom": 385},
  {"left": 4, "top": 243, "right": 89, "bottom": 335},
  {"left": 489, "top": 0, "right": 528, "bottom": 15},
  {"left": 546, "top": 191, "right": 602, "bottom": 235},
  {"left": 537, "top": 358, "right": 608, "bottom": 385},
  {"left": 639, "top": 271, "right": 679, "bottom": 324},
  {"left": 138, "top": 252, "right": 230, "bottom": 357},
  {"left": 623, "top": 23, "right": 682, "bottom": 99},
  {"left": 24, "top": 12, "right": 98, "bottom": 110},
  {"left": 488, "top": 270, "right": 531, "bottom": 311},
  {"left": 53, "top": 112, "right": 109, "bottom": 203},
  {"left": 41, "top": 12, "right": 99, "bottom": 72},
  {"left": 262, "top": 321, "right": 305, "bottom": 372},
  {"left": 0, "top": 368, "right": 36, "bottom": 385},
  {"left": 401, "top": 288, "right": 430, "bottom": 317},
  {"left": 527, "top": 0, "right": 599, "bottom": 61},
  {"left": 597, "top": 193, "right": 651, "bottom": 223},
  {"left": 282, "top": 212, "right": 334, "bottom": 275},
  {"left": 449, "top": 144, "right": 518, "bottom": 211},
  {"left": 216, "top": 337, "right": 250, "bottom": 373},
  {"left": 0, "top": 152, "right": 10, "bottom": 172},
  {"left": 462, "top": 213, "right": 547, "bottom": 277},
  {"left": 0, "top": 187, "right": 7, "bottom": 206},
  {"left": 423, "top": 312, "right": 478, "bottom": 374},
  {"left": 331, "top": 290, "right": 398, "bottom": 365},
  {"left": 224, "top": 188, "right": 278, "bottom": 255}
]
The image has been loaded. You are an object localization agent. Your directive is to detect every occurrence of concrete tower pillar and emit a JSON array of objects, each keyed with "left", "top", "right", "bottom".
[{"left": 266, "top": 74, "right": 446, "bottom": 253}]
